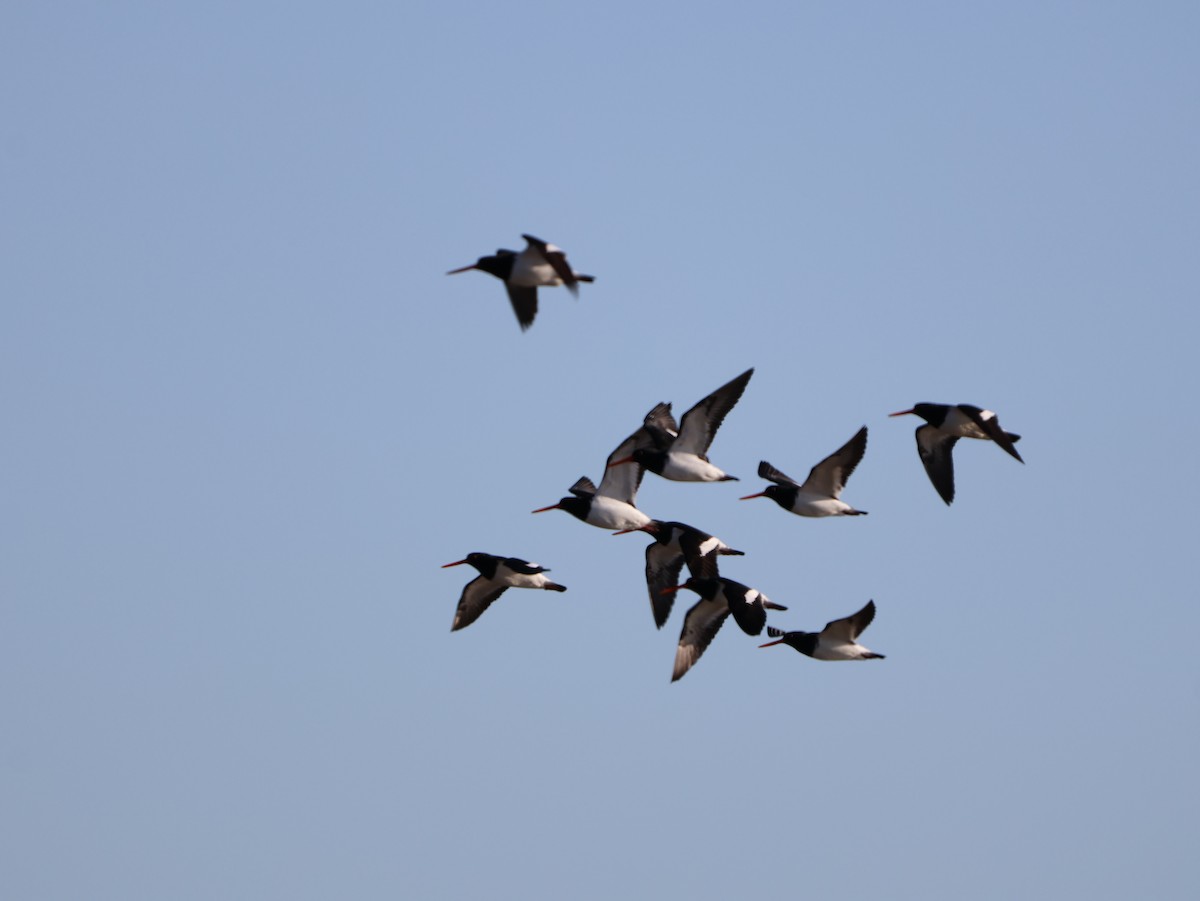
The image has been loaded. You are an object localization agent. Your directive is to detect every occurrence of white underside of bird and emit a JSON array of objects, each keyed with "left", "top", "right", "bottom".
[
  {"left": 497, "top": 568, "right": 560, "bottom": 590},
  {"left": 584, "top": 496, "right": 652, "bottom": 531},
  {"left": 657, "top": 453, "right": 732, "bottom": 482},
  {"left": 810, "top": 640, "right": 880, "bottom": 660}
]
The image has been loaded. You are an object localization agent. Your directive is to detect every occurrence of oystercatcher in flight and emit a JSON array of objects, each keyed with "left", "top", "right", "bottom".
[
  {"left": 759, "top": 600, "right": 885, "bottom": 660},
  {"left": 613, "top": 520, "right": 745, "bottom": 628},
  {"left": 442, "top": 553, "right": 567, "bottom": 631},
  {"left": 890, "top": 403, "right": 1023, "bottom": 505},
  {"left": 447, "top": 234, "right": 594, "bottom": 331},
  {"left": 608, "top": 368, "right": 754, "bottom": 482},
  {"left": 661, "top": 576, "right": 786, "bottom": 681},
  {"left": 740, "top": 426, "right": 868, "bottom": 517},
  {"left": 531, "top": 420, "right": 657, "bottom": 531}
]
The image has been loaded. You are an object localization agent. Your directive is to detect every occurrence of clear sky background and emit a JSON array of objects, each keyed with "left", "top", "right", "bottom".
[{"left": 3, "top": 2, "right": 1198, "bottom": 899}]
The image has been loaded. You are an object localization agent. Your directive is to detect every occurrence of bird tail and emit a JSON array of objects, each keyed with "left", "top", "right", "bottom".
[
  {"left": 544, "top": 582, "right": 568, "bottom": 592},
  {"left": 765, "top": 626, "right": 786, "bottom": 638}
]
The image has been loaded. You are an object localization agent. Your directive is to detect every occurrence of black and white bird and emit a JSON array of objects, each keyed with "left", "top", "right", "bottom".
[
  {"left": 613, "top": 520, "right": 745, "bottom": 628},
  {"left": 608, "top": 369, "right": 754, "bottom": 482},
  {"left": 661, "top": 577, "right": 787, "bottom": 682},
  {"left": 532, "top": 422, "right": 655, "bottom": 531},
  {"left": 442, "top": 553, "right": 567, "bottom": 632},
  {"left": 889, "top": 403, "right": 1023, "bottom": 505},
  {"left": 758, "top": 600, "right": 885, "bottom": 660},
  {"left": 739, "top": 426, "right": 868, "bottom": 517},
  {"left": 446, "top": 234, "right": 594, "bottom": 331}
]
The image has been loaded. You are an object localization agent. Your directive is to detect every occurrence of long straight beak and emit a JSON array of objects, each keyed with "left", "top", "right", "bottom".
[
  {"left": 888, "top": 409, "right": 915, "bottom": 417},
  {"left": 739, "top": 492, "right": 767, "bottom": 500},
  {"left": 607, "top": 456, "right": 636, "bottom": 468},
  {"left": 531, "top": 503, "right": 561, "bottom": 514},
  {"left": 758, "top": 638, "right": 787, "bottom": 648},
  {"left": 659, "top": 585, "right": 684, "bottom": 596},
  {"left": 441, "top": 560, "right": 467, "bottom": 568},
  {"left": 446, "top": 264, "right": 477, "bottom": 275}
]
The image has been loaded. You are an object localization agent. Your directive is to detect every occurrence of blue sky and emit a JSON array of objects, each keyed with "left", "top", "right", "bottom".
[{"left": 3, "top": 2, "right": 1198, "bottom": 898}]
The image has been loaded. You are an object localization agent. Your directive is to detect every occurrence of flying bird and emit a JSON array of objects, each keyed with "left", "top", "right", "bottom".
[
  {"left": 532, "top": 422, "right": 656, "bottom": 531},
  {"left": 740, "top": 426, "right": 869, "bottom": 517},
  {"left": 446, "top": 234, "right": 594, "bottom": 331},
  {"left": 662, "top": 577, "right": 786, "bottom": 682},
  {"left": 442, "top": 553, "right": 567, "bottom": 631},
  {"left": 613, "top": 520, "right": 745, "bottom": 628},
  {"left": 608, "top": 368, "right": 754, "bottom": 482},
  {"left": 759, "top": 600, "right": 885, "bottom": 660},
  {"left": 890, "top": 403, "right": 1023, "bottom": 505}
]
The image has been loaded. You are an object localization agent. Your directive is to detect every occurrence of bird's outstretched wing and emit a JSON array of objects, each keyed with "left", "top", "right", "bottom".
[
  {"left": 916, "top": 425, "right": 958, "bottom": 505},
  {"left": 757, "top": 459, "right": 800, "bottom": 488},
  {"left": 800, "top": 426, "right": 868, "bottom": 498},
  {"left": 821, "top": 600, "right": 876, "bottom": 643},
  {"left": 672, "top": 597, "right": 731, "bottom": 682},
  {"left": 641, "top": 401, "right": 679, "bottom": 450},
  {"left": 645, "top": 541, "right": 686, "bottom": 629},
  {"left": 505, "top": 283, "right": 538, "bottom": 331},
  {"left": 451, "top": 577, "right": 507, "bottom": 631},
  {"left": 596, "top": 427, "right": 649, "bottom": 503},
  {"left": 568, "top": 476, "right": 597, "bottom": 498},
  {"left": 673, "top": 368, "right": 754, "bottom": 456}
]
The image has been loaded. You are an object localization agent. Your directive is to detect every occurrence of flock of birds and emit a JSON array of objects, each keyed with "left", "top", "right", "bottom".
[{"left": 442, "top": 234, "right": 1025, "bottom": 681}]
